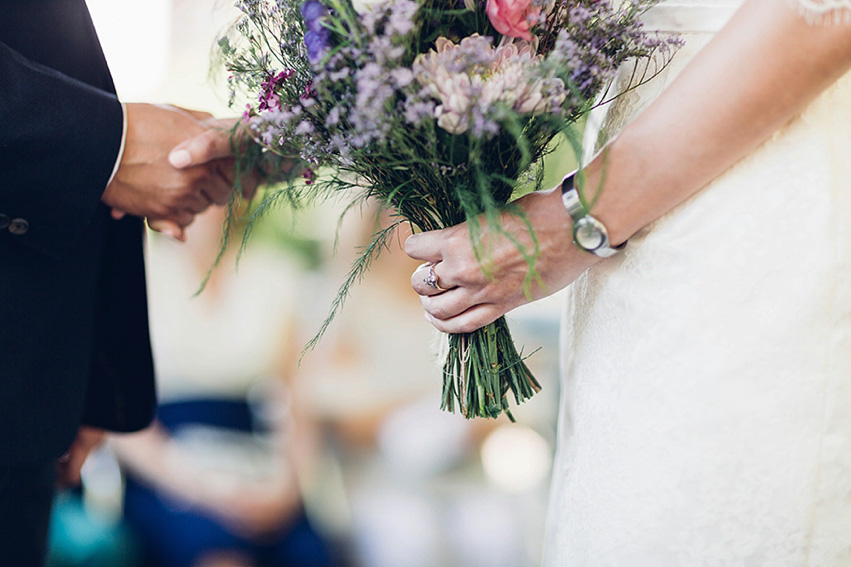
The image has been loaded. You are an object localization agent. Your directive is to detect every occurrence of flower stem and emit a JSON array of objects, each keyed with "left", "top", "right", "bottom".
[{"left": 441, "top": 316, "right": 540, "bottom": 421}]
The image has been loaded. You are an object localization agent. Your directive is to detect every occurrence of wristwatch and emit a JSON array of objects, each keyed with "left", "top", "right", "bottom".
[{"left": 560, "top": 172, "right": 626, "bottom": 258}]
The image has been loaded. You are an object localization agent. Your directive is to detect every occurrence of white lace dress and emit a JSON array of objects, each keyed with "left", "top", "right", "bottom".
[{"left": 543, "top": 1, "right": 851, "bottom": 565}]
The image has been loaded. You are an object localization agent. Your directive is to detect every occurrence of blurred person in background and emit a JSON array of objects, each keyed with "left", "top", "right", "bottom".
[{"left": 110, "top": 206, "right": 334, "bottom": 567}]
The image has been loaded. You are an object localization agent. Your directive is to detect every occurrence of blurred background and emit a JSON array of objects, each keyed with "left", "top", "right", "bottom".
[{"left": 46, "top": 2, "right": 572, "bottom": 566}]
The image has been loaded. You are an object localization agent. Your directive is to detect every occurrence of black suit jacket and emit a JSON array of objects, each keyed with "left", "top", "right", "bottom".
[{"left": 0, "top": 0, "right": 155, "bottom": 464}]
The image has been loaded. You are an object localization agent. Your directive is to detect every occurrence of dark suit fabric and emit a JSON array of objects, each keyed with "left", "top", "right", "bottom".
[
  {"left": 0, "top": 461, "right": 56, "bottom": 565},
  {"left": 0, "top": 0, "right": 156, "bottom": 466}
]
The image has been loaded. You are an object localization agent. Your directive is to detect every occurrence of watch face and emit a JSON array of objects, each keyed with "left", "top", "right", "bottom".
[{"left": 574, "top": 218, "right": 605, "bottom": 251}]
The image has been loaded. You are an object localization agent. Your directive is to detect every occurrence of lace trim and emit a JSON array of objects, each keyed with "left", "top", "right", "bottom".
[{"left": 791, "top": 0, "right": 851, "bottom": 23}]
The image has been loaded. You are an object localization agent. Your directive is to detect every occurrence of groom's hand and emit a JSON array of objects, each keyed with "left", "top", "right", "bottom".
[
  {"left": 167, "top": 116, "right": 265, "bottom": 199},
  {"left": 147, "top": 116, "right": 268, "bottom": 240},
  {"left": 101, "top": 103, "right": 234, "bottom": 239},
  {"left": 56, "top": 426, "right": 105, "bottom": 488}
]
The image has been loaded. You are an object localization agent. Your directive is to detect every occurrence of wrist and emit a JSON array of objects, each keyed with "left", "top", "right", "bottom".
[
  {"left": 104, "top": 103, "right": 128, "bottom": 191},
  {"left": 580, "top": 136, "right": 648, "bottom": 247},
  {"left": 560, "top": 170, "right": 627, "bottom": 257}
]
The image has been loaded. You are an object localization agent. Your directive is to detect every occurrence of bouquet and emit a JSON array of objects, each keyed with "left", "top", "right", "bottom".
[{"left": 219, "top": 0, "right": 677, "bottom": 419}]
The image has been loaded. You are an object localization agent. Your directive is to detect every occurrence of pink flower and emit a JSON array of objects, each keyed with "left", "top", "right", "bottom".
[
  {"left": 486, "top": 0, "right": 540, "bottom": 42},
  {"left": 413, "top": 34, "right": 566, "bottom": 135}
]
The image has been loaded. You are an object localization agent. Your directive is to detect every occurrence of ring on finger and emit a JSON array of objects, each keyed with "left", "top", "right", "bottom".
[{"left": 424, "top": 264, "right": 448, "bottom": 292}]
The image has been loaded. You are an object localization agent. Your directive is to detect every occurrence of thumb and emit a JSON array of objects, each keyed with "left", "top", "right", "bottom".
[
  {"left": 168, "top": 128, "right": 234, "bottom": 169},
  {"left": 404, "top": 230, "right": 446, "bottom": 263}
]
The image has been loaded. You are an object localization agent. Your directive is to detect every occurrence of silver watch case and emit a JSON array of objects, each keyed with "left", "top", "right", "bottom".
[{"left": 560, "top": 173, "right": 626, "bottom": 258}]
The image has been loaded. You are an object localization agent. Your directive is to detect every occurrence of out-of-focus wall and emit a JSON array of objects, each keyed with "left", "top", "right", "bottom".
[{"left": 88, "top": 0, "right": 235, "bottom": 113}]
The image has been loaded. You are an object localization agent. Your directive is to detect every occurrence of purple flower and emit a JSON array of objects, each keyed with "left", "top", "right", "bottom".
[
  {"left": 301, "top": 1, "right": 331, "bottom": 64},
  {"left": 301, "top": 0, "right": 326, "bottom": 32},
  {"left": 301, "top": 81, "right": 318, "bottom": 100},
  {"left": 304, "top": 29, "right": 331, "bottom": 64},
  {"left": 258, "top": 70, "right": 294, "bottom": 111}
]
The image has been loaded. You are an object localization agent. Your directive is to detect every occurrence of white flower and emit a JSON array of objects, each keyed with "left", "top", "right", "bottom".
[
  {"left": 351, "top": 0, "right": 389, "bottom": 15},
  {"left": 436, "top": 107, "right": 467, "bottom": 134}
]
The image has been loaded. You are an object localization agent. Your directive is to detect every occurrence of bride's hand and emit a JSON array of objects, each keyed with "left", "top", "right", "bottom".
[{"left": 405, "top": 187, "right": 599, "bottom": 334}]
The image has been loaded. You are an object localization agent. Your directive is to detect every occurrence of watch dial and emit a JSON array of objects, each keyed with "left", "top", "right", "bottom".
[{"left": 575, "top": 219, "right": 604, "bottom": 250}]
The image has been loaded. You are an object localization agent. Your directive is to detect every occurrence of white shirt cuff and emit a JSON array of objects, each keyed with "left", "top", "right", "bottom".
[{"left": 106, "top": 102, "right": 128, "bottom": 188}]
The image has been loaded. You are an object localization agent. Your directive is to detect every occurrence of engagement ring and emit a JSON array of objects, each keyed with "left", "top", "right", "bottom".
[{"left": 424, "top": 264, "right": 447, "bottom": 292}]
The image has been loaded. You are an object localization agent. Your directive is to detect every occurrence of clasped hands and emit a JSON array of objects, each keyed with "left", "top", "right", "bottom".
[{"left": 101, "top": 103, "right": 261, "bottom": 241}]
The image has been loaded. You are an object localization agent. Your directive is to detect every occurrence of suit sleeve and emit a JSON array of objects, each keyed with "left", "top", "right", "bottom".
[{"left": 0, "top": 40, "right": 123, "bottom": 258}]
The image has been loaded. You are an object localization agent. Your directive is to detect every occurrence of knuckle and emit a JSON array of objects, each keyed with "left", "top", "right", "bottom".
[
  {"left": 176, "top": 212, "right": 195, "bottom": 227},
  {"left": 206, "top": 187, "right": 231, "bottom": 205},
  {"left": 431, "top": 305, "right": 449, "bottom": 320},
  {"left": 430, "top": 299, "right": 460, "bottom": 322},
  {"left": 153, "top": 202, "right": 172, "bottom": 218},
  {"left": 185, "top": 167, "right": 208, "bottom": 185},
  {"left": 197, "top": 133, "right": 217, "bottom": 155},
  {"left": 181, "top": 172, "right": 209, "bottom": 194},
  {"left": 445, "top": 226, "right": 471, "bottom": 249},
  {"left": 456, "top": 263, "right": 482, "bottom": 285}
]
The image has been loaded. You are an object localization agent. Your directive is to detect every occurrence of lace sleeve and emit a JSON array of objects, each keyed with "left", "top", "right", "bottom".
[{"left": 791, "top": 0, "right": 851, "bottom": 23}]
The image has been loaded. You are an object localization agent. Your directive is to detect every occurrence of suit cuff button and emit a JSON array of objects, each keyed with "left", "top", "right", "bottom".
[{"left": 8, "top": 218, "right": 29, "bottom": 235}]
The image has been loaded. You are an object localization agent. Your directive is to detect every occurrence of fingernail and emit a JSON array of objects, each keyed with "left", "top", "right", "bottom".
[{"left": 169, "top": 149, "right": 192, "bottom": 168}]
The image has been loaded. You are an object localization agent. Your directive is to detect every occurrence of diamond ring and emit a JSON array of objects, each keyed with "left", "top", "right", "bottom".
[{"left": 424, "top": 264, "right": 448, "bottom": 292}]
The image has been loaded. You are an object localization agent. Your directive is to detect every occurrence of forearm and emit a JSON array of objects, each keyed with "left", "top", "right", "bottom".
[{"left": 586, "top": 0, "right": 851, "bottom": 245}]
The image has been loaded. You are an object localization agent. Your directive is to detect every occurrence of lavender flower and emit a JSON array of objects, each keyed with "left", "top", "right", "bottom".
[{"left": 301, "top": 0, "right": 331, "bottom": 64}]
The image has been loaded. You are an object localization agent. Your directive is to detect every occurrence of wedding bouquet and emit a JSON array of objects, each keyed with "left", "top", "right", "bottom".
[{"left": 219, "top": 0, "right": 676, "bottom": 419}]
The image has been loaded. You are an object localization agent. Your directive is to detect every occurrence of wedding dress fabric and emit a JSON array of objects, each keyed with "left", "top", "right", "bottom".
[
  {"left": 794, "top": 0, "right": 851, "bottom": 21},
  {"left": 544, "top": 2, "right": 851, "bottom": 565}
]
